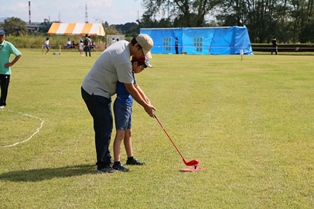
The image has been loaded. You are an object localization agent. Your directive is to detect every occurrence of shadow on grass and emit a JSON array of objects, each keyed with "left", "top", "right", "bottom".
[{"left": 0, "top": 164, "right": 96, "bottom": 182}]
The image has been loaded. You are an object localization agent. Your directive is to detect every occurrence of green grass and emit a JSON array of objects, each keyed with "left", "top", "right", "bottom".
[{"left": 0, "top": 49, "right": 314, "bottom": 208}]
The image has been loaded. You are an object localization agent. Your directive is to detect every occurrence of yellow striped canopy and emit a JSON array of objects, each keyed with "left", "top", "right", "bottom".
[{"left": 48, "top": 23, "right": 105, "bottom": 36}]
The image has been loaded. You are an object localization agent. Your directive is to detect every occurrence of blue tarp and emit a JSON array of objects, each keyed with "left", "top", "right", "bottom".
[{"left": 140, "top": 26, "right": 253, "bottom": 55}]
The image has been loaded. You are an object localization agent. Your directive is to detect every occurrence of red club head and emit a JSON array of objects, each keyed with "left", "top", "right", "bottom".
[{"left": 183, "top": 158, "right": 199, "bottom": 167}]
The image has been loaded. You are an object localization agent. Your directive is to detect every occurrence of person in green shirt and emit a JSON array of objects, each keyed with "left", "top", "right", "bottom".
[{"left": 0, "top": 29, "right": 22, "bottom": 108}]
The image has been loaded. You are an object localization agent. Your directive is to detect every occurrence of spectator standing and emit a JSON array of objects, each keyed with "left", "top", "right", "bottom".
[
  {"left": 84, "top": 35, "right": 92, "bottom": 57},
  {"left": 271, "top": 37, "right": 278, "bottom": 55},
  {"left": 175, "top": 37, "right": 179, "bottom": 54},
  {"left": 0, "top": 29, "right": 22, "bottom": 108}
]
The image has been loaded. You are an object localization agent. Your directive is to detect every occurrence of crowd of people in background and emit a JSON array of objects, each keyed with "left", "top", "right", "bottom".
[{"left": 43, "top": 35, "right": 97, "bottom": 56}]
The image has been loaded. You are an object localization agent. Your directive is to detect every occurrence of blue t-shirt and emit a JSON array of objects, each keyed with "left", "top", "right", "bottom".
[{"left": 115, "top": 72, "right": 136, "bottom": 107}]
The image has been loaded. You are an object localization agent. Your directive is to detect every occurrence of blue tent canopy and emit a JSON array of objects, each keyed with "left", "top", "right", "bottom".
[{"left": 140, "top": 26, "right": 253, "bottom": 55}]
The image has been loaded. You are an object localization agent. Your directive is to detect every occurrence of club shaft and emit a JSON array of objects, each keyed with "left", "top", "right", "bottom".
[{"left": 154, "top": 114, "right": 185, "bottom": 159}]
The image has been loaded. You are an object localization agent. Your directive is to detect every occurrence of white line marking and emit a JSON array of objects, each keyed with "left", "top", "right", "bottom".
[{"left": 0, "top": 110, "right": 45, "bottom": 148}]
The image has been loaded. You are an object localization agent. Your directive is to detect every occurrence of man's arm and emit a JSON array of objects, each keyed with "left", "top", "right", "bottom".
[
  {"left": 134, "top": 84, "right": 150, "bottom": 104},
  {"left": 124, "top": 83, "right": 155, "bottom": 117},
  {"left": 5, "top": 55, "right": 21, "bottom": 68}
]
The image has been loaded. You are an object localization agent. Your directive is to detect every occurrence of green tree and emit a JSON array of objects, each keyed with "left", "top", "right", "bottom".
[
  {"left": 142, "top": 0, "right": 223, "bottom": 27},
  {"left": 115, "top": 22, "right": 140, "bottom": 37},
  {"left": 102, "top": 21, "right": 120, "bottom": 35},
  {"left": 213, "top": 0, "right": 313, "bottom": 43},
  {"left": 3, "top": 17, "right": 27, "bottom": 36},
  {"left": 290, "top": 0, "right": 314, "bottom": 42}
]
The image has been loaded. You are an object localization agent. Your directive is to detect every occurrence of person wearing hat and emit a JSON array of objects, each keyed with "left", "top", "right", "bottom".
[
  {"left": 0, "top": 29, "right": 22, "bottom": 108},
  {"left": 81, "top": 34, "right": 155, "bottom": 173},
  {"left": 112, "top": 56, "right": 150, "bottom": 172}
]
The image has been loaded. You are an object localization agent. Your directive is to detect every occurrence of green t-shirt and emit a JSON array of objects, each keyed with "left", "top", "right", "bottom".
[{"left": 0, "top": 40, "right": 22, "bottom": 75}]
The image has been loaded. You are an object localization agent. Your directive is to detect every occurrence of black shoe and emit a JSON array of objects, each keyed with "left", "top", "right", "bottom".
[
  {"left": 97, "top": 166, "right": 116, "bottom": 173},
  {"left": 112, "top": 163, "right": 130, "bottom": 172},
  {"left": 126, "top": 158, "right": 145, "bottom": 165},
  {"left": 0, "top": 102, "right": 5, "bottom": 109}
]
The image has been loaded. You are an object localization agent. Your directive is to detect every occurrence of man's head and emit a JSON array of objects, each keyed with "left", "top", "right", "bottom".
[
  {"left": 0, "top": 29, "right": 5, "bottom": 43},
  {"left": 130, "top": 34, "right": 153, "bottom": 59}
]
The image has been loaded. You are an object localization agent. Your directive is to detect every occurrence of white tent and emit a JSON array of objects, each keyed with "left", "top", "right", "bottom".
[{"left": 48, "top": 23, "right": 105, "bottom": 36}]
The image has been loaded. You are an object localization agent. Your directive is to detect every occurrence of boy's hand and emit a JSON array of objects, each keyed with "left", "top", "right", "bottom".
[{"left": 144, "top": 104, "right": 156, "bottom": 117}]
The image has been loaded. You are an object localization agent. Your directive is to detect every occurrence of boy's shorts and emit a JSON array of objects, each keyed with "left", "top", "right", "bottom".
[{"left": 114, "top": 101, "right": 132, "bottom": 130}]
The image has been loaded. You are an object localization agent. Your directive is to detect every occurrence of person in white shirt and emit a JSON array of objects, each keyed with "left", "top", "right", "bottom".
[
  {"left": 79, "top": 40, "right": 84, "bottom": 56},
  {"left": 66, "top": 38, "right": 72, "bottom": 52},
  {"left": 45, "top": 37, "right": 50, "bottom": 54}
]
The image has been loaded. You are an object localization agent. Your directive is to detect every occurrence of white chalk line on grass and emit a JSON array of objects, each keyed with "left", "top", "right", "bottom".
[{"left": 0, "top": 110, "right": 45, "bottom": 148}]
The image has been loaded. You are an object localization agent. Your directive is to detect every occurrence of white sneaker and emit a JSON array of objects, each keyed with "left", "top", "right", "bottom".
[{"left": 0, "top": 105, "right": 5, "bottom": 109}]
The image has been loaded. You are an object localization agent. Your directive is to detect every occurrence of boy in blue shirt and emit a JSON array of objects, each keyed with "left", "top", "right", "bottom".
[{"left": 112, "top": 56, "right": 151, "bottom": 172}]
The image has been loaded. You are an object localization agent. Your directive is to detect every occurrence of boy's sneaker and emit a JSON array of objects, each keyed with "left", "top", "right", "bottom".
[
  {"left": 97, "top": 166, "right": 116, "bottom": 174},
  {"left": 112, "top": 163, "right": 130, "bottom": 172},
  {"left": 126, "top": 158, "right": 146, "bottom": 165}
]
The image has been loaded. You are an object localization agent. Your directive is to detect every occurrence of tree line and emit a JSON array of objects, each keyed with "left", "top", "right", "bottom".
[
  {"left": 139, "top": 0, "right": 314, "bottom": 43},
  {"left": 1, "top": 0, "right": 313, "bottom": 43}
]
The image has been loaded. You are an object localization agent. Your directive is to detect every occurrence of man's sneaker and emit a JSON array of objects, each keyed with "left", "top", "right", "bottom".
[
  {"left": 112, "top": 163, "right": 130, "bottom": 172},
  {"left": 0, "top": 105, "right": 5, "bottom": 109},
  {"left": 97, "top": 166, "right": 116, "bottom": 174},
  {"left": 126, "top": 158, "right": 146, "bottom": 165}
]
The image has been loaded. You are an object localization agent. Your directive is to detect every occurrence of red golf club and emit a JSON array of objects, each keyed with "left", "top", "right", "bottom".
[{"left": 153, "top": 114, "right": 199, "bottom": 167}]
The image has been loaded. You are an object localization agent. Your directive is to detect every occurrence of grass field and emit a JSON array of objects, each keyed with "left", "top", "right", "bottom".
[{"left": 0, "top": 49, "right": 313, "bottom": 208}]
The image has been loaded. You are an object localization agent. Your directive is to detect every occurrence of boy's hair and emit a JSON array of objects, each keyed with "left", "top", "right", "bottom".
[{"left": 131, "top": 60, "right": 147, "bottom": 68}]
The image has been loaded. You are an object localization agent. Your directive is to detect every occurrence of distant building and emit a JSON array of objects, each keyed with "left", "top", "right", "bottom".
[{"left": 27, "top": 19, "right": 53, "bottom": 33}]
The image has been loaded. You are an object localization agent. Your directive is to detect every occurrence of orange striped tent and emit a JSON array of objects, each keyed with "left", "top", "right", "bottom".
[{"left": 48, "top": 23, "right": 105, "bottom": 36}]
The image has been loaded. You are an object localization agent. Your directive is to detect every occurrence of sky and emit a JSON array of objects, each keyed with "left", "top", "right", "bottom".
[{"left": 1, "top": 0, "right": 146, "bottom": 25}]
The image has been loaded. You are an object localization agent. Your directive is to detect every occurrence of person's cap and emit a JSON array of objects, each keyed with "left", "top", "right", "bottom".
[
  {"left": 145, "top": 57, "right": 153, "bottom": 68},
  {"left": 132, "top": 56, "right": 150, "bottom": 68},
  {"left": 135, "top": 34, "right": 153, "bottom": 59},
  {"left": 0, "top": 29, "right": 5, "bottom": 35},
  {"left": 132, "top": 56, "right": 145, "bottom": 63}
]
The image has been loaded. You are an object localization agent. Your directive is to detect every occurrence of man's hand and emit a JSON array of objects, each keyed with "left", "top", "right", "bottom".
[{"left": 4, "top": 62, "right": 12, "bottom": 68}]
